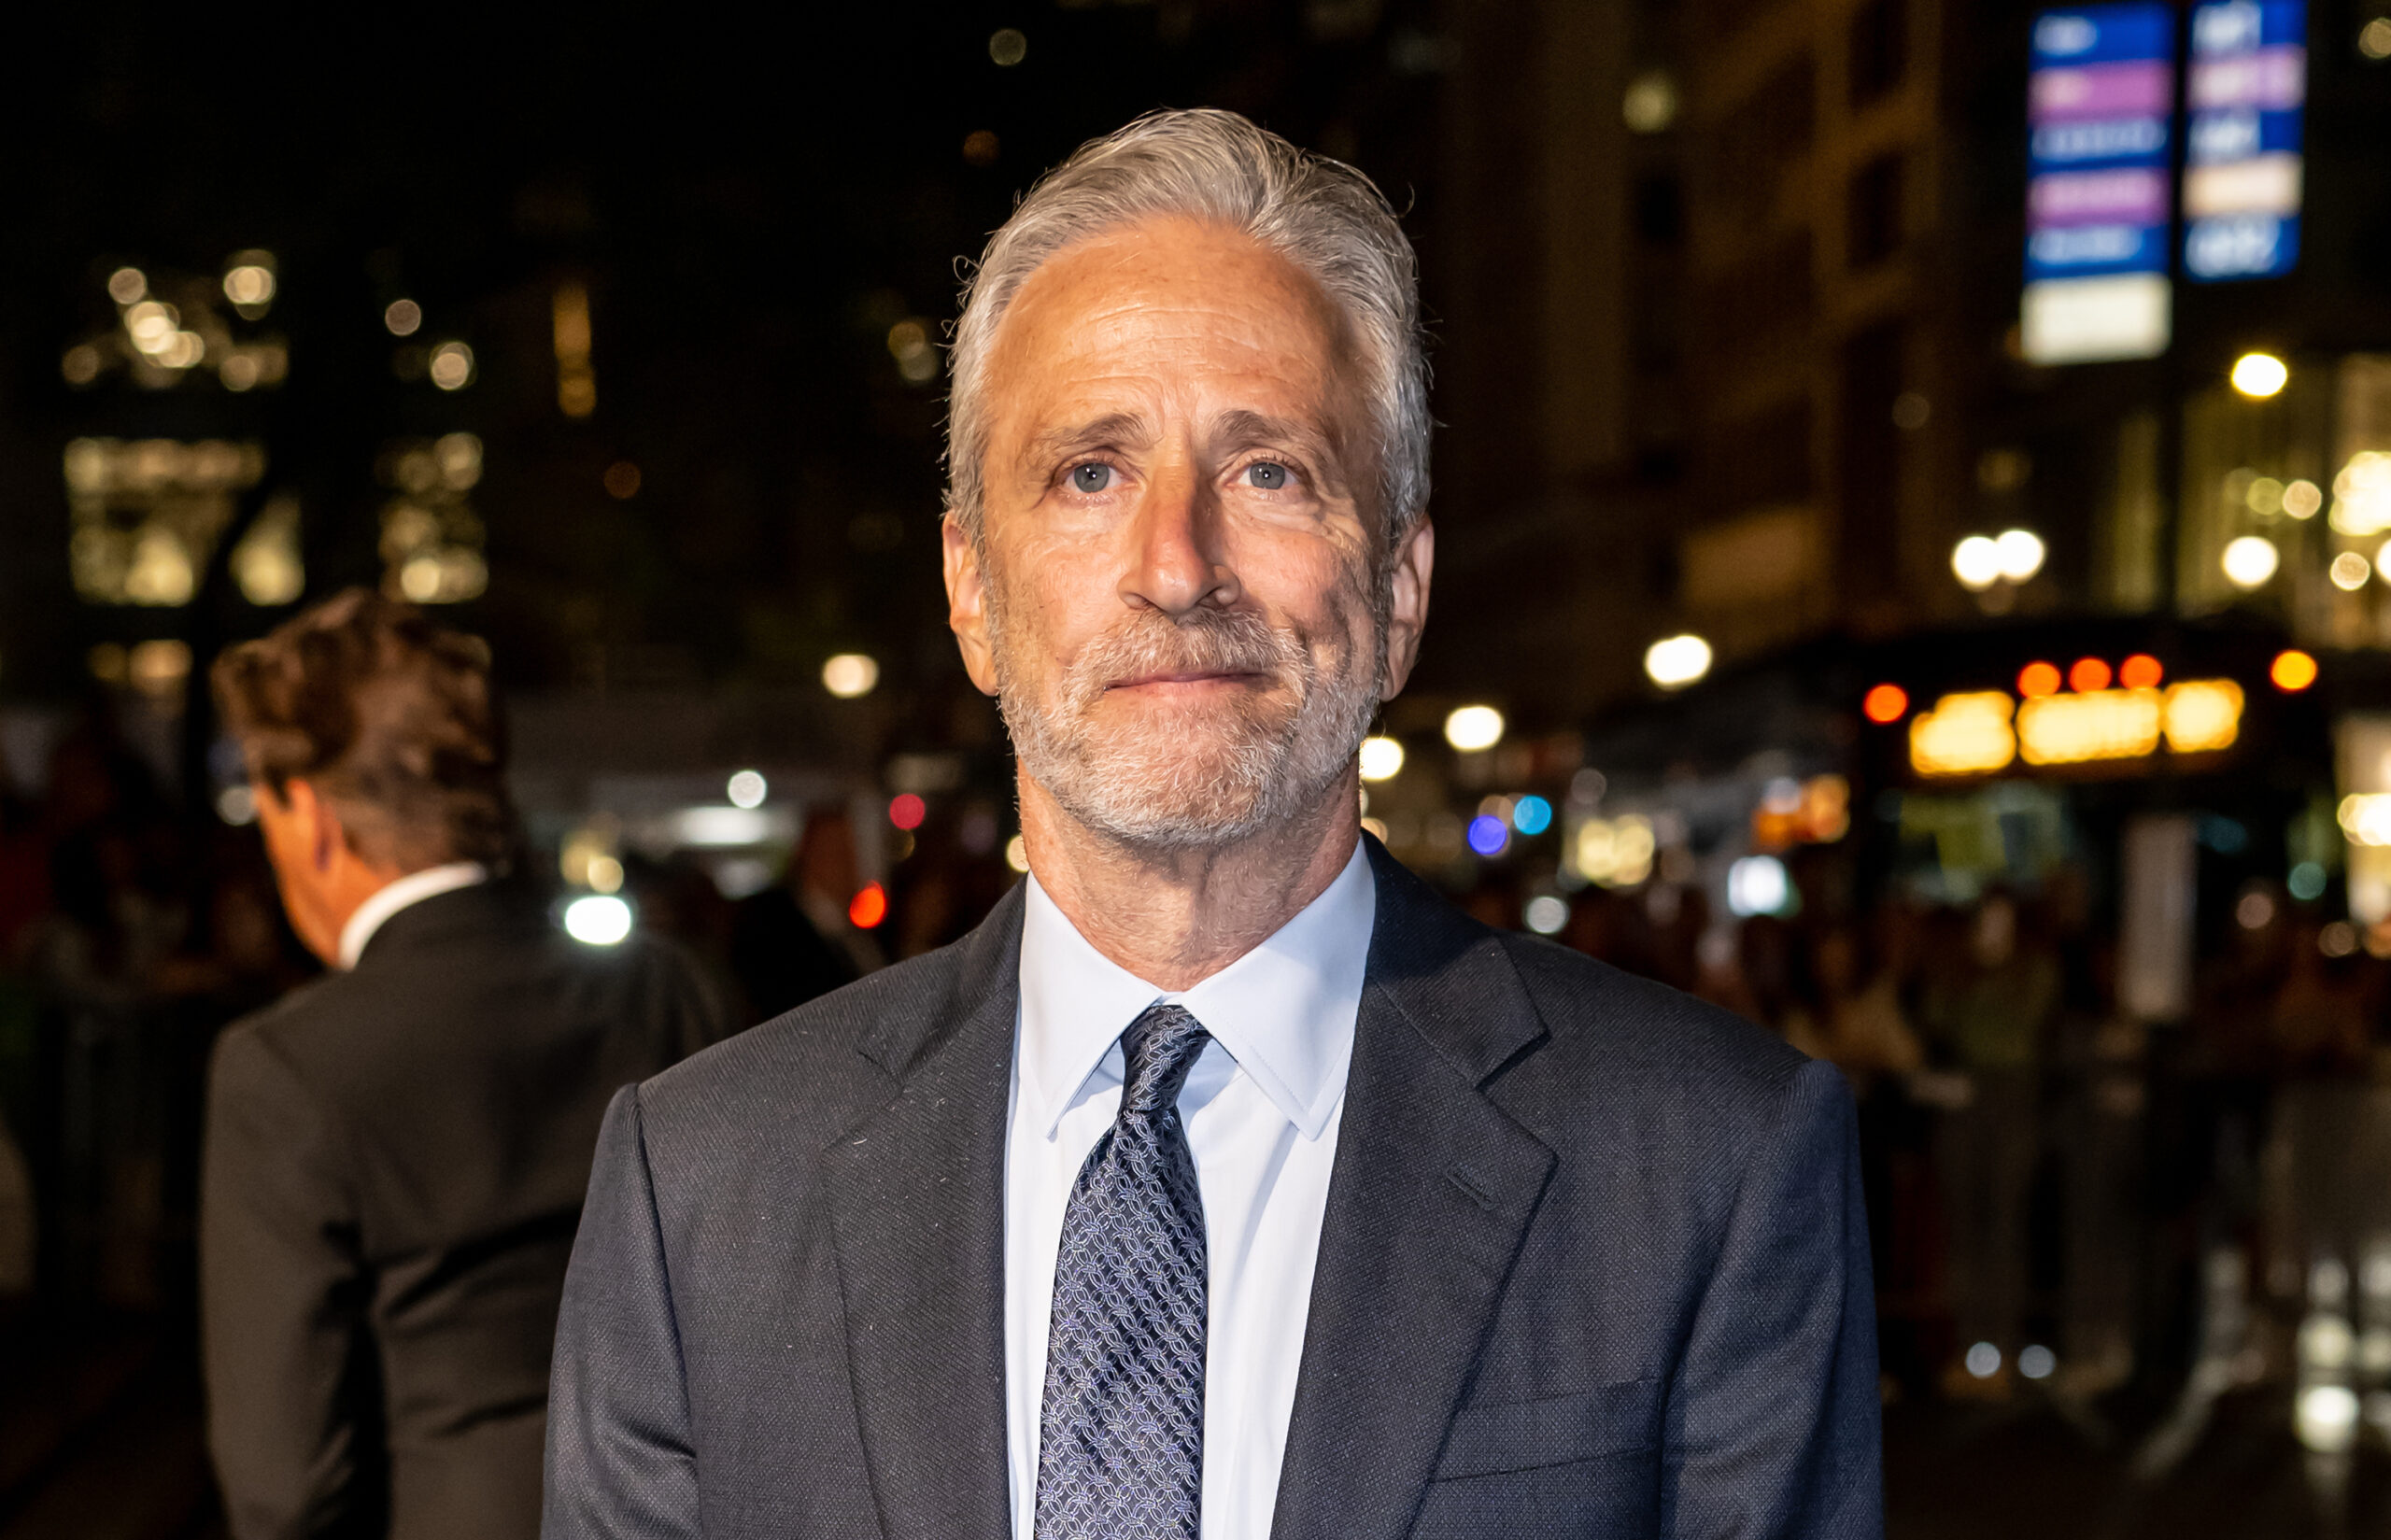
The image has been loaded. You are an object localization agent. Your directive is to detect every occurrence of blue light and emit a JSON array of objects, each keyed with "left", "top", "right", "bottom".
[
  {"left": 1511, "top": 796, "right": 1553, "bottom": 836},
  {"left": 1466, "top": 814, "right": 1510, "bottom": 856},
  {"left": 2289, "top": 861, "right": 2327, "bottom": 901}
]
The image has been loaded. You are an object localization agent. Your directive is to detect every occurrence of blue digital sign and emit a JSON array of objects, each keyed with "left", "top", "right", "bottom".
[
  {"left": 2021, "top": 4, "right": 2178, "bottom": 362},
  {"left": 2183, "top": 0, "right": 2307, "bottom": 281}
]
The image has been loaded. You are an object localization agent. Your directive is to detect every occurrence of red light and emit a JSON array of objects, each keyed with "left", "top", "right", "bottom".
[
  {"left": 2017, "top": 661, "right": 2062, "bottom": 698},
  {"left": 2069, "top": 657, "right": 2113, "bottom": 693},
  {"left": 2271, "top": 649, "right": 2318, "bottom": 692},
  {"left": 888, "top": 793, "right": 926, "bottom": 830},
  {"left": 2119, "top": 654, "right": 2164, "bottom": 689},
  {"left": 848, "top": 883, "right": 888, "bottom": 928},
  {"left": 1862, "top": 684, "right": 1908, "bottom": 724}
]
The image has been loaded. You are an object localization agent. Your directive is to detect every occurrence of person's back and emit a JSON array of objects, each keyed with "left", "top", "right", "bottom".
[{"left": 200, "top": 590, "right": 726, "bottom": 1540}]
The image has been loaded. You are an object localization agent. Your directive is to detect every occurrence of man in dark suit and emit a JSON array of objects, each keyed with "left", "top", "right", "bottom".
[
  {"left": 545, "top": 109, "right": 1880, "bottom": 1539},
  {"left": 203, "top": 590, "right": 725, "bottom": 1540}
]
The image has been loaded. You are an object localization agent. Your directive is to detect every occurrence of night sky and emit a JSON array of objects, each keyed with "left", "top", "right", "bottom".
[{"left": 0, "top": 0, "right": 1444, "bottom": 741}]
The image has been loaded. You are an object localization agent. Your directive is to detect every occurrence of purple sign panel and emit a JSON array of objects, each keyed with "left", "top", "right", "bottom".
[{"left": 2023, "top": 4, "right": 2177, "bottom": 362}]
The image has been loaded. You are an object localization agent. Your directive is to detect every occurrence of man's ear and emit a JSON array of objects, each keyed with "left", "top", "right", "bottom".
[
  {"left": 283, "top": 779, "right": 342, "bottom": 874},
  {"left": 943, "top": 515, "right": 1000, "bottom": 697},
  {"left": 1378, "top": 517, "right": 1435, "bottom": 700}
]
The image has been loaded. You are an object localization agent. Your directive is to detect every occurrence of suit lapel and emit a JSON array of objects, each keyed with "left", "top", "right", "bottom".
[
  {"left": 1271, "top": 843, "right": 1557, "bottom": 1540},
  {"left": 823, "top": 885, "right": 1024, "bottom": 1540}
]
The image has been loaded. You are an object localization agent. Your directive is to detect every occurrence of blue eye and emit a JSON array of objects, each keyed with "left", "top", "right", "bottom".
[
  {"left": 1071, "top": 463, "right": 1112, "bottom": 492},
  {"left": 1245, "top": 461, "right": 1289, "bottom": 489}
]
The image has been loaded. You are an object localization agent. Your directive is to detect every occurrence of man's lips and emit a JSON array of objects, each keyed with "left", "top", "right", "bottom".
[{"left": 1104, "top": 670, "right": 1269, "bottom": 690}]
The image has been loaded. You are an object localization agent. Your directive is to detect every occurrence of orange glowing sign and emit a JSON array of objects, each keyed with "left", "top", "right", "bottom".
[
  {"left": 2069, "top": 657, "right": 2113, "bottom": 693},
  {"left": 2017, "top": 661, "right": 2063, "bottom": 697},
  {"left": 1910, "top": 678, "right": 2243, "bottom": 777},
  {"left": 2017, "top": 688, "right": 2162, "bottom": 765},
  {"left": 1862, "top": 684, "right": 1909, "bottom": 723}
]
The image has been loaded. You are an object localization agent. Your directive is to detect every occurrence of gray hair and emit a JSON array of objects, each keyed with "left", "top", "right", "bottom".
[{"left": 944, "top": 108, "right": 1429, "bottom": 548}]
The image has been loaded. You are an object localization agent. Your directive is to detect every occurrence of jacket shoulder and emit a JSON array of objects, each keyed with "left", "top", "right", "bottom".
[{"left": 632, "top": 940, "right": 975, "bottom": 1151}]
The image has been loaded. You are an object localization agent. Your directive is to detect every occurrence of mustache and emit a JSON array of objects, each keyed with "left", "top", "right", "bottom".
[{"left": 1064, "top": 607, "right": 1305, "bottom": 706}]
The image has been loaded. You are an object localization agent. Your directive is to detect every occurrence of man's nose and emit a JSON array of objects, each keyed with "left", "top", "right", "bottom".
[{"left": 1119, "top": 462, "right": 1240, "bottom": 616}]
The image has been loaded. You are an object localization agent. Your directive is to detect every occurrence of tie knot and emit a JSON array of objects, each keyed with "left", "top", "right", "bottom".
[{"left": 1119, "top": 1003, "right": 1210, "bottom": 1117}]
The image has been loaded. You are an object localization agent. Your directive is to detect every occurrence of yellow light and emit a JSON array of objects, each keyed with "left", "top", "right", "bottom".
[
  {"left": 823, "top": 653, "right": 880, "bottom": 699},
  {"left": 2231, "top": 351, "right": 2289, "bottom": 399},
  {"left": 1995, "top": 529, "right": 2046, "bottom": 582},
  {"left": 2283, "top": 479, "right": 2323, "bottom": 518},
  {"left": 2333, "top": 551, "right": 2372, "bottom": 590},
  {"left": 107, "top": 267, "right": 148, "bottom": 304},
  {"left": 2221, "top": 534, "right": 2279, "bottom": 587},
  {"left": 1951, "top": 535, "right": 2002, "bottom": 591},
  {"left": 1444, "top": 704, "right": 1505, "bottom": 752},
  {"left": 2270, "top": 649, "right": 2318, "bottom": 691},
  {"left": 2017, "top": 689, "right": 2162, "bottom": 765},
  {"left": 127, "top": 638, "right": 192, "bottom": 698},
  {"left": 554, "top": 283, "right": 596, "bottom": 417},
  {"left": 386, "top": 299, "right": 423, "bottom": 336},
  {"left": 1358, "top": 735, "right": 1406, "bottom": 781},
  {"left": 1644, "top": 633, "right": 1713, "bottom": 688},
  {"left": 1909, "top": 692, "right": 2017, "bottom": 778},
  {"left": 988, "top": 26, "right": 1027, "bottom": 64},
  {"left": 1620, "top": 70, "right": 1678, "bottom": 133},
  {"left": 1572, "top": 814, "right": 1656, "bottom": 888},
  {"left": 2162, "top": 679, "right": 2243, "bottom": 753},
  {"left": 125, "top": 300, "right": 178, "bottom": 352},
  {"left": 1005, "top": 834, "right": 1031, "bottom": 873},
  {"left": 222, "top": 264, "right": 276, "bottom": 307},
  {"left": 2336, "top": 453, "right": 2391, "bottom": 535},
  {"left": 2341, "top": 794, "right": 2391, "bottom": 847},
  {"left": 429, "top": 342, "right": 474, "bottom": 390}
]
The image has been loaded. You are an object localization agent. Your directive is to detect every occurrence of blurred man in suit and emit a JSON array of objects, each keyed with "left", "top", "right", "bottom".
[
  {"left": 546, "top": 110, "right": 1879, "bottom": 1539},
  {"left": 203, "top": 589, "right": 725, "bottom": 1540}
]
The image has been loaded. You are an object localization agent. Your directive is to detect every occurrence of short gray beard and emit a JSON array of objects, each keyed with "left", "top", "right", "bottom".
[{"left": 990, "top": 584, "right": 1386, "bottom": 851}]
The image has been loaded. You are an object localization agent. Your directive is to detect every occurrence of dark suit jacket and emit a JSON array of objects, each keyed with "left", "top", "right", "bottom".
[
  {"left": 545, "top": 841, "right": 1881, "bottom": 1538},
  {"left": 203, "top": 879, "right": 727, "bottom": 1540}
]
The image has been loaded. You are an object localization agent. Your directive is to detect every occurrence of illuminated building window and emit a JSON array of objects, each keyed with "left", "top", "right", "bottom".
[
  {"left": 64, "top": 437, "right": 265, "bottom": 606},
  {"left": 230, "top": 493, "right": 304, "bottom": 606},
  {"left": 375, "top": 433, "right": 488, "bottom": 604},
  {"left": 554, "top": 281, "right": 596, "bottom": 417}
]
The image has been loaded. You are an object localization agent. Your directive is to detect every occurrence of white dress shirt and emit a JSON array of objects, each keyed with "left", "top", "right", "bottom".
[
  {"left": 1004, "top": 839, "right": 1374, "bottom": 1540},
  {"left": 335, "top": 862, "right": 488, "bottom": 970}
]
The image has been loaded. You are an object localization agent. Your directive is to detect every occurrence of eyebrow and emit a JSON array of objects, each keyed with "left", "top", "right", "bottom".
[
  {"left": 1210, "top": 409, "right": 1341, "bottom": 467},
  {"left": 1019, "top": 412, "right": 1154, "bottom": 472}
]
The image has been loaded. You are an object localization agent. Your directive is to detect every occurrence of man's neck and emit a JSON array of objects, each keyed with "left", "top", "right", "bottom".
[{"left": 1019, "top": 770, "right": 1363, "bottom": 992}]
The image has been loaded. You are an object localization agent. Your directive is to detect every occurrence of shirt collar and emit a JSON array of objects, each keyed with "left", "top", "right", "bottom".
[
  {"left": 337, "top": 862, "right": 489, "bottom": 970},
  {"left": 1015, "top": 838, "right": 1373, "bottom": 1142}
]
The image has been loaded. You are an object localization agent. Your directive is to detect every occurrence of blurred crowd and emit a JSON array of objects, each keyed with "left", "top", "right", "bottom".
[
  {"left": 0, "top": 704, "right": 1018, "bottom": 1325},
  {"left": 8, "top": 694, "right": 2391, "bottom": 1444},
  {"left": 1481, "top": 849, "right": 2391, "bottom": 1424}
]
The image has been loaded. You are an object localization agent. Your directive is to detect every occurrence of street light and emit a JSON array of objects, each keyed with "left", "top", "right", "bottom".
[
  {"left": 1643, "top": 634, "right": 1713, "bottom": 689},
  {"left": 1951, "top": 535, "right": 2002, "bottom": 591},
  {"left": 1994, "top": 529, "right": 2046, "bottom": 582},
  {"left": 2231, "top": 351, "right": 2289, "bottom": 399},
  {"left": 2221, "top": 534, "right": 2280, "bottom": 588},
  {"left": 1444, "top": 705, "right": 1505, "bottom": 752}
]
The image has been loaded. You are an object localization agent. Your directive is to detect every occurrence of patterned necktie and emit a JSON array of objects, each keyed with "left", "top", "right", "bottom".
[{"left": 1036, "top": 1002, "right": 1212, "bottom": 1540}]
